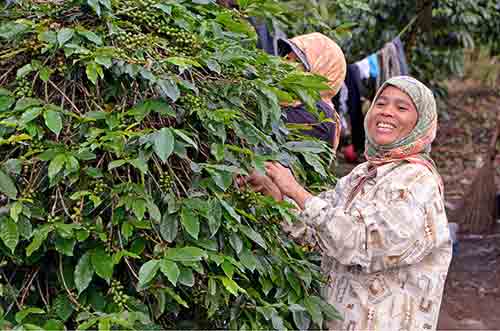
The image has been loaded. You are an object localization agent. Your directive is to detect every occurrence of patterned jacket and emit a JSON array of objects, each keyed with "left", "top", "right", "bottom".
[{"left": 286, "top": 162, "right": 452, "bottom": 331}]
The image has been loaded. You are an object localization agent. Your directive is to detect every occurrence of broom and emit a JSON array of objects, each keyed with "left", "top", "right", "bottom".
[{"left": 457, "top": 110, "right": 499, "bottom": 234}]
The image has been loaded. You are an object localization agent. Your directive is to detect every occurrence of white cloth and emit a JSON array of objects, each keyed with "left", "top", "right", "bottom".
[{"left": 355, "top": 57, "right": 371, "bottom": 80}]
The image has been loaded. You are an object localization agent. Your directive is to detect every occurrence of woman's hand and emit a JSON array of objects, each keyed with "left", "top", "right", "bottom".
[
  {"left": 236, "top": 170, "right": 283, "bottom": 201},
  {"left": 265, "top": 162, "right": 313, "bottom": 209}
]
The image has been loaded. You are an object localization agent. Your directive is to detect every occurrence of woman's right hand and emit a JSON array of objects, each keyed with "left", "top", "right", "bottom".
[
  {"left": 236, "top": 170, "right": 283, "bottom": 201},
  {"left": 265, "top": 162, "right": 312, "bottom": 209}
]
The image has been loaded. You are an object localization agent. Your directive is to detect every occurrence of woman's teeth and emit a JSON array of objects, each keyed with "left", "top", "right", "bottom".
[{"left": 377, "top": 122, "right": 395, "bottom": 129}]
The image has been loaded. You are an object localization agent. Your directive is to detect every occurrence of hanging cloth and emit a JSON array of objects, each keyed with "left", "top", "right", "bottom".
[
  {"left": 376, "top": 41, "right": 401, "bottom": 89},
  {"left": 345, "top": 64, "right": 365, "bottom": 154},
  {"left": 354, "top": 57, "right": 371, "bottom": 80},
  {"left": 367, "top": 54, "right": 379, "bottom": 79},
  {"left": 392, "top": 36, "right": 409, "bottom": 75}
]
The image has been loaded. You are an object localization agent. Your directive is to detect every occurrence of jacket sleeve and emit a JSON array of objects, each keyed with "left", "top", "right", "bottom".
[
  {"left": 297, "top": 170, "right": 449, "bottom": 273},
  {"left": 281, "top": 175, "right": 349, "bottom": 247}
]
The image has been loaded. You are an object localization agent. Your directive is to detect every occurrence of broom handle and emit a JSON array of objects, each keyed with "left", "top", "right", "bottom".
[{"left": 489, "top": 111, "right": 500, "bottom": 160}]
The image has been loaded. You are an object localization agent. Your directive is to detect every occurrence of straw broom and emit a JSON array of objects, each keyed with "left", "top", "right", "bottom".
[{"left": 457, "top": 110, "right": 499, "bottom": 234}]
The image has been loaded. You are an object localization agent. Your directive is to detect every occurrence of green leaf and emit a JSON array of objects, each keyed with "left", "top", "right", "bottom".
[
  {"left": 20, "top": 107, "right": 43, "bottom": 125},
  {"left": 219, "top": 276, "right": 246, "bottom": 296},
  {"left": 3, "top": 159, "right": 21, "bottom": 175},
  {"left": 283, "top": 141, "right": 326, "bottom": 153},
  {"left": 10, "top": 201, "right": 23, "bottom": 222},
  {"left": 74, "top": 252, "right": 95, "bottom": 294},
  {"left": 304, "top": 296, "right": 323, "bottom": 328},
  {"left": 180, "top": 208, "right": 199, "bottom": 240},
  {"left": 239, "top": 225, "right": 267, "bottom": 249},
  {"left": 48, "top": 154, "right": 66, "bottom": 180},
  {"left": 303, "top": 153, "right": 327, "bottom": 177},
  {"left": 0, "top": 22, "right": 29, "bottom": 40},
  {"left": 222, "top": 260, "right": 235, "bottom": 278},
  {"left": 160, "top": 213, "right": 178, "bottom": 243},
  {"left": 53, "top": 294, "right": 74, "bottom": 321},
  {"left": 219, "top": 200, "right": 240, "bottom": 222},
  {"left": 43, "top": 319, "right": 65, "bottom": 331},
  {"left": 0, "top": 95, "right": 15, "bottom": 112},
  {"left": 94, "top": 55, "right": 112, "bottom": 68},
  {"left": 0, "top": 169, "right": 18, "bottom": 199},
  {"left": 138, "top": 260, "right": 160, "bottom": 287},
  {"left": 153, "top": 128, "right": 175, "bottom": 162},
  {"left": 44, "top": 108, "right": 63, "bottom": 135},
  {"left": 91, "top": 247, "right": 113, "bottom": 282},
  {"left": 173, "top": 129, "right": 198, "bottom": 150},
  {"left": 86, "top": 62, "right": 103, "bottom": 85},
  {"left": 16, "top": 63, "right": 34, "bottom": 79},
  {"left": 87, "top": 0, "right": 101, "bottom": 16},
  {"left": 163, "top": 287, "right": 188, "bottom": 308},
  {"left": 271, "top": 312, "right": 286, "bottom": 331},
  {"left": 58, "top": 28, "right": 74, "bottom": 46},
  {"left": 14, "top": 97, "right": 42, "bottom": 112},
  {"left": 26, "top": 225, "right": 52, "bottom": 256},
  {"left": 153, "top": 4, "right": 172, "bottom": 15},
  {"left": 55, "top": 237, "right": 76, "bottom": 256},
  {"left": 39, "top": 66, "right": 53, "bottom": 82},
  {"left": 164, "top": 246, "right": 207, "bottom": 262},
  {"left": 0, "top": 218, "right": 18, "bottom": 253},
  {"left": 108, "top": 159, "right": 127, "bottom": 170},
  {"left": 78, "top": 30, "right": 103, "bottom": 45},
  {"left": 132, "top": 199, "right": 146, "bottom": 220},
  {"left": 239, "top": 248, "right": 257, "bottom": 272},
  {"left": 178, "top": 267, "right": 194, "bottom": 287},
  {"left": 229, "top": 233, "right": 243, "bottom": 254},
  {"left": 129, "top": 158, "right": 148, "bottom": 174},
  {"left": 15, "top": 307, "right": 45, "bottom": 324},
  {"left": 160, "top": 260, "right": 180, "bottom": 286},
  {"left": 157, "top": 79, "right": 180, "bottom": 102}
]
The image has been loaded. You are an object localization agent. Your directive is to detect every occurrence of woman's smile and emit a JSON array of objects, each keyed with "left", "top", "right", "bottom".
[{"left": 366, "top": 86, "right": 418, "bottom": 145}]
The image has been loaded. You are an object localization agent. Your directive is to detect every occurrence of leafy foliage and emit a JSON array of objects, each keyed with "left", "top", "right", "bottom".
[
  {"left": 276, "top": 0, "right": 500, "bottom": 98},
  {"left": 0, "top": 0, "right": 340, "bottom": 329}
]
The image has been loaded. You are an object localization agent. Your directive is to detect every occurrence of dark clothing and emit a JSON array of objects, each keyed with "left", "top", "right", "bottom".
[
  {"left": 345, "top": 64, "right": 365, "bottom": 154},
  {"left": 284, "top": 100, "right": 337, "bottom": 145}
]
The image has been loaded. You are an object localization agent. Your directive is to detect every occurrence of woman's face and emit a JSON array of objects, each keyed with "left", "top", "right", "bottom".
[
  {"left": 284, "top": 52, "right": 305, "bottom": 71},
  {"left": 366, "top": 86, "right": 418, "bottom": 145}
]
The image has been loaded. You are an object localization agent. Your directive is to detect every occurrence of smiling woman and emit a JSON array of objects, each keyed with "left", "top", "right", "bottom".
[
  {"left": 243, "top": 76, "right": 453, "bottom": 331},
  {"left": 365, "top": 86, "right": 418, "bottom": 146}
]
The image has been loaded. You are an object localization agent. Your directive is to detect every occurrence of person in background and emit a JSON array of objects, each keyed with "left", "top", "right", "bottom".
[
  {"left": 242, "top": 76, "right": 452, "bottom": 331},
  {"left": 277, "top": 32, "right": 346, "bottom": 150}
]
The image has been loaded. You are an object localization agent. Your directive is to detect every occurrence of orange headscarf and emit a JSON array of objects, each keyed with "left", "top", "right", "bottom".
[{"left": 286, "top": 32, "right": 347, "bottom": 106}]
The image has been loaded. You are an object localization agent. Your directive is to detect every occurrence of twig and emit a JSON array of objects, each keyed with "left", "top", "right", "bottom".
[
  {"left": 0, "top": 270, "right": 22, "bottom": 311},
  {"left": 58, "top": 255, "right": 84, "bottom": 310},
  {"left": 36, "top": 278, "right": 49, "bottom": 309},
  {"left": 19, "top": 268, "right": 40, "bottom": 306},
  {"left": 117, "top": 230, "right": 139, "bottom": 281},
  {"left": 47, "top": 79, "right": 82, "bottom": 115},
  {"left": 57, "top": 186, "right": 71, "bottom": 218}
]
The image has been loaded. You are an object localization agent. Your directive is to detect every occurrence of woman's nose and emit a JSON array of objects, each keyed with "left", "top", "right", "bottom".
[{"left": 378, "top": 104, "right": 395, "bottom": 117}]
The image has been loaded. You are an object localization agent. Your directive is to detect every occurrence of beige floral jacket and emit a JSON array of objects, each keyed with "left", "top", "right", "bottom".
[{"left": 286, "top": 162, "right": 452, "bottom": 331}]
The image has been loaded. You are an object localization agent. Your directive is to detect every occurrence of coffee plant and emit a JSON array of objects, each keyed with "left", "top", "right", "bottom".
[{"left": 0, "top": 0, "right": 340, "bottom": 329}]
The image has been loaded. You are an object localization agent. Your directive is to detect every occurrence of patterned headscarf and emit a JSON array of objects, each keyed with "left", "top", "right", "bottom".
[
  {"left": 286, "top": 32, "right": 347, "bottom": 105},
  {"left": 364, "top": 76, "right": 443, "bottom": 192}
]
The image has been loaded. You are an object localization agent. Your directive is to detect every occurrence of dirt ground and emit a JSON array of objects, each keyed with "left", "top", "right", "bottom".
[
  {"left": 434, "top": 80, "right": 500, "bottom": 330},
  {"left": 337, "top": 77, "right": 500, "bottom": 330}
]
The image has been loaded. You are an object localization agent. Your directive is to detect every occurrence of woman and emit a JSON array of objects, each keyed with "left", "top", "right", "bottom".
[
  {"left": 278, "top": 32, "right": 346, "bottom": 151},
  {"left": 245, "top": 76, "right": 452, "bottom": 331}
]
